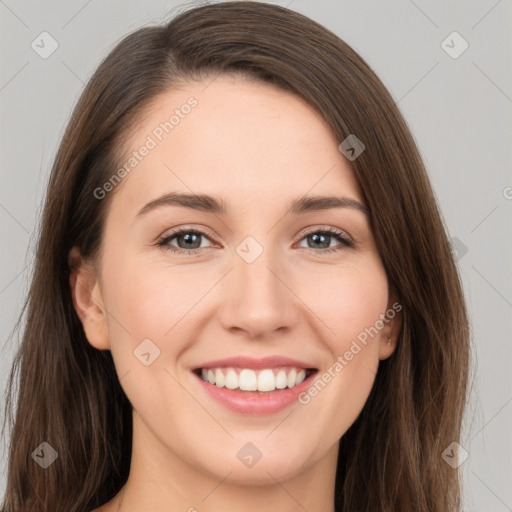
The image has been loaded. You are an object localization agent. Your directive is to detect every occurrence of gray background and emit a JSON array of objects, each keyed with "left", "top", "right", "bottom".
[{"left": 1, "top": 1, "right": 511, "bottom": 510}]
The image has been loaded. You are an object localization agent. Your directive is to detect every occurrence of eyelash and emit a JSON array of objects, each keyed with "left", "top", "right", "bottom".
[{"left": 156, "top": 226, "right": 354, "bottom": 256}]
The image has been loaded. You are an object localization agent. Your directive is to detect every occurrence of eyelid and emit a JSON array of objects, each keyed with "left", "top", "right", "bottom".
[
  {"left": 297, "top": 225, "right": 353, "bottom": 244},
  {"left": 294, "top": 226, "right": 354, "bottom": 254},
  {"left": 157, "top": 225, "right": 351, "bottom": 244},
  {"left": 156, "top": 224, "right": 355, "bottom": 255},
  {"left": 155, "top": 225, "right": 219, "bottom": 255},
  {"left": 157, "top": 225, "right": 218, "bottom": 243}
]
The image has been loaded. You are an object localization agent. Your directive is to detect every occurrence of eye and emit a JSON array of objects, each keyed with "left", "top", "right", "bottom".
[
  {"left": 156, "top": 228, "right": 216, "bottom": 255},
  {"left": 296, "top": 227, "right": 353, "bottom": 254},
  {"left": 156, "top": 226, "right": 354, "bottom": 256}
]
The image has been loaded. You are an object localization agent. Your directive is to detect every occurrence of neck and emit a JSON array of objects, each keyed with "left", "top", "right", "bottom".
[{"left": 115, "top": 410, "right": 338, "bottom": 512}]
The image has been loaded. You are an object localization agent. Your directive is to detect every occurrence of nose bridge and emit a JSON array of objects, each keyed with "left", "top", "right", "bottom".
[
  {"left": 220, "top": 235, "right": 297, "bottom": 336},
  {"left": 239, "top": 243, "right": 280, "bottom": 297}
]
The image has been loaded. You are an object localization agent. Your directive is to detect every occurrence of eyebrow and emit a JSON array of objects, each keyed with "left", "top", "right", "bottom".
[{"left": 136, "top": 192, "right": 369, "bottom": 217}]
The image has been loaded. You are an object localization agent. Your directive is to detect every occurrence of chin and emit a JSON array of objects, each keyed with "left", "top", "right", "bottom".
[{"left": 197, "top": 448, "right": 309, "bottom": 486}]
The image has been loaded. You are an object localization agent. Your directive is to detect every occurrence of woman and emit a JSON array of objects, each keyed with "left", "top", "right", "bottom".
[{"left": 1, "top": 2, "right": 470, "bottom": 511}]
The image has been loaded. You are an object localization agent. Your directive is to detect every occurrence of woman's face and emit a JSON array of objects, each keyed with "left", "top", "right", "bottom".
[{"left": 73, "top": 75, "right": 400, "bottom": 485}]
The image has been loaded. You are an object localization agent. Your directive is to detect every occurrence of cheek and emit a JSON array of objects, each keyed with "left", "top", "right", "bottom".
[
  {"left": 296, "top": 263, "right": 388, "bottom": 437},
  {"left": 300, "top": 260, "right": 387, "bottom": 400},
  {"left": 100, "top": 254, "right": 203, "bottom": 418},
  {"left": 103, "top": 253, "right": 204, "bottom": 340},
  {"left": 303, "top": 259, "right": 389, "bottom": 350}
]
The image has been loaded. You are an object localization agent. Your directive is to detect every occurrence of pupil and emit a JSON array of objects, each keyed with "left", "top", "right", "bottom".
[
  {"left": 176, "top": 232, "right": 333, "bottom": 251},
  {"left": 181, "top": 233, "right": 200, "bottom": 249},
  {"left": 310, "top": 233, "right": 329, "bottom": 249}
]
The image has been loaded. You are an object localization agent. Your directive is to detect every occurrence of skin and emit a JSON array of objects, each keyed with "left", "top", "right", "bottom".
[{"left": 70, "top": 75, "right": 401, "bottom": 512}]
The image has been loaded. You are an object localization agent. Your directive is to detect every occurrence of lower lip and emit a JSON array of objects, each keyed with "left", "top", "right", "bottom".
[{"left": 193, "top": 371, "right": 317, "bottom": 415}]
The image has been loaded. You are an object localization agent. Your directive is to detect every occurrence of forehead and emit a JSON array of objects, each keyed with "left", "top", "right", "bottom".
[{"left": 110, "top": 75, "right": 363, "bottom": 215}]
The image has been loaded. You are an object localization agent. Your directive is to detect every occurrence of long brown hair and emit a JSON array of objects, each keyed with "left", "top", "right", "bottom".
[{"left": 1, "top": 2, "right": 470, "bottom": 511}]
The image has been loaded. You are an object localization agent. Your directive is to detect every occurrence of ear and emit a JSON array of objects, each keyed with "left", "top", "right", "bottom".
[
  {"left": 68, "top": 246, "right": 110, "bottom": 350},
  {"left": 378, "top": 290, "right": 403, "bottom": 361}
]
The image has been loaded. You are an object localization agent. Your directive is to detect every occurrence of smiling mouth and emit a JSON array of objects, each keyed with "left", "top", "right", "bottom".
[{"left": 193, "top": 366, "right": 318, "bottom": 393}]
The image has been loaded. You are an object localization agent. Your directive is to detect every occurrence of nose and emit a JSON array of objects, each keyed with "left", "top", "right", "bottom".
[{"left": 217, "top": 244, "right": 299, "bottom": 339}]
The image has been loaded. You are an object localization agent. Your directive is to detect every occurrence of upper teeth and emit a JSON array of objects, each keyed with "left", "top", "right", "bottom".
[{"left": 200, "top": 367, "right": 308, "bottom": 392}]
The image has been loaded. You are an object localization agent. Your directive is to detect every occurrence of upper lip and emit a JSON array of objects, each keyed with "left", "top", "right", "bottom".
[{"left": 193, "top": 355, "right": 318, "bottom": 371}]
